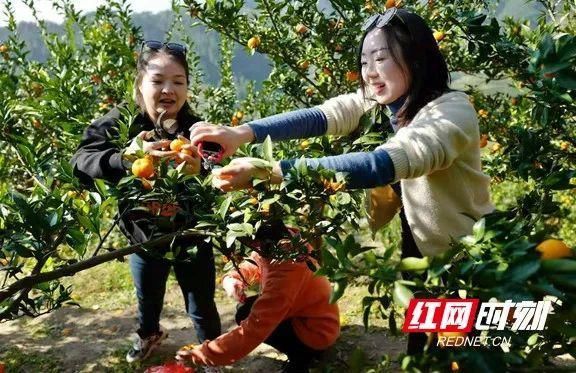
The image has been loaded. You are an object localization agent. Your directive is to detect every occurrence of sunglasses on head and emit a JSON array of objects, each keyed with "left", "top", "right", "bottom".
[
  {"left": 140, "top": 40, "right": 187, "bottom": 55},
  {"left": 361, "top": 7, "right": 400, "bottom": 31}
]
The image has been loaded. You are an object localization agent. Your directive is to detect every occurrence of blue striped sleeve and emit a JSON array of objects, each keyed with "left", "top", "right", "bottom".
[
  {"left": 248, "top": 107, "right": 327, "bottom": 142},
  {"left": 279, "top": 149, "right": 395, "bottom": 189}
]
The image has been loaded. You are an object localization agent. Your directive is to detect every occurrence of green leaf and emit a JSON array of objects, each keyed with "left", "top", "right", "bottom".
[
  {"left": 77, "top": 215, "right": 97, "bottom": 234},
  {"left": 346, "top": 348, "right": 366, "bottom": 373},
  {"left": 506, "top": 259, "right": 540, "bottom": 283},
  {"left": 219, "top": 195, "right": 232, "bottom": 220},
  {"left": 321, "top": 247, "right": 339, "bottom": 268},
  {"left": 398, "top": 257, "right": 430, "bottom": 272},
  {"left": 16, "top": 143, "right": 35, "bottom": 167},
  {"left": 66, "top": 228, "right": 86, "bottom": 250},
  {"left": 540, "top": 259, "right": 576, "bottom": 273},
  {"left": 329, "top": 280, "right": 347, "bottom": 303},
  {"left": 527, "top": 333, "right": 539, "bottom": 346},
  {"left": 94, "top": 179, "right": 109, "bottom": 197},
  {"left": 542, "top": 170, "right": 576, "bottom": 190},
  {"left": 261, "top": 135, "right": 274, "bottom": 163},
  {"left": 47, "top": 211, "right": 59, "bottom": 227},
  {"left": 392, "top": 281, "right": 413, "bottom": 308},
  {"left": 473, "top": 218, "right": 486, "bottom": 240}
]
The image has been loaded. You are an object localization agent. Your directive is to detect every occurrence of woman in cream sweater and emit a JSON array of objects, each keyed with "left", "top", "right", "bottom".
[{"left": 189, "top": 7, "right": 494, "bottom": 354}]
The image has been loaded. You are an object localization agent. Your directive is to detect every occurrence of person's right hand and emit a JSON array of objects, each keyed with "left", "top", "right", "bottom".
[
  {"left": 124, "top": 131, "right": 175, "bottom": 159},
  {"left": 189, "top": 122, "right": 255, "bottom": 159},
  {"left": 222, "top": 276, "right": 247, "bottom": 303}
]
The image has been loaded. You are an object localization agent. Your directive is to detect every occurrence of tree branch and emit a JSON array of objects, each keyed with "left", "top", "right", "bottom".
[{"left": 0, "top": 229, "right": 215, "bottom": 308}]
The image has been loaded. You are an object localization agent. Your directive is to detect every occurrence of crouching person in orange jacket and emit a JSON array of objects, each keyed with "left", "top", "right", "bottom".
[{"left": 176, "top": 228, "right": 340, "bottom": 373}]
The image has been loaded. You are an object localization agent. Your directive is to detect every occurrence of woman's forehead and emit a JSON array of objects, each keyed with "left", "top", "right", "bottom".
[
  {"left": 144, "top": 54, "right": 186, "bottom": 75},
  {"left": 362, "top": 29, "right": 389, "bottom": 55}
]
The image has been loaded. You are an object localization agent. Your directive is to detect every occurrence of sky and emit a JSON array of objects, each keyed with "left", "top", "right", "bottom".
[{"left": 1, "top": 0, "right": 173, "bottom": 26}]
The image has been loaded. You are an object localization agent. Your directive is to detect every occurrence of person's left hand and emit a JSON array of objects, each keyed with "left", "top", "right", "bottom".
[
  {"left": 175, "top": 143, "right": 202, "bottom": 175},
  {"left": 211, "top": 158, "right": 282, "bottom": 192}
]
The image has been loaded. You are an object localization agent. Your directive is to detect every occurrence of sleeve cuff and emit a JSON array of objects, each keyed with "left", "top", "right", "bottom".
[
  {"left": 279, "top": 159, "right": 296, "bottom": 176},
  {"left": 109, "top": 152, "right": 127, "bottom": 171},
  {"left": 378, "top": 144, "right": 409, "bottom": 181},
  {"left": 317, "top": 105, "right": 338, "bottom": 136}
]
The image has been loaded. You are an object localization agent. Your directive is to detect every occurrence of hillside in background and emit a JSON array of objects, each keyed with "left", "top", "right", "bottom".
[
  {"left": 0, "top": 9, "right": 272, "bottom": 91},
  {"left": 0, "top": 0, "right": 542, "bottom": 95}
]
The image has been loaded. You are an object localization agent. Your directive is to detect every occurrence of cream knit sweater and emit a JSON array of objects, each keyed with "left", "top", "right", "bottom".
[{"left": 318, "top": 90, "right": 494, "bottom": 256}]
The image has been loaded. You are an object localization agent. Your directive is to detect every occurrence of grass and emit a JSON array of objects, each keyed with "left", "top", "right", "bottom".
[{"left": 0, "top": 347, "right": 61, "bottom": 373}]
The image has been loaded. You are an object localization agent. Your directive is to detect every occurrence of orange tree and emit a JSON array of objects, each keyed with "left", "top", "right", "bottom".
[
  {"left": 184, "top": 0, "right": 576, "bottom": 371},
  {"left": 1, "top": 0, "right": 575, "bottom": 371},
  {"left": 0, "top": 0, "right": 363, "bottom": 325}
]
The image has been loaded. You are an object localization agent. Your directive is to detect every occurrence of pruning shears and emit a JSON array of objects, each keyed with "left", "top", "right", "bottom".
[{"left": 198, "top": 141, "right": 224, "bottom": 170}]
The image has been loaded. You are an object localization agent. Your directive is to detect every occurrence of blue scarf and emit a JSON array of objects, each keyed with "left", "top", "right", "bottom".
[{"left": 386, "top": 96, "right": 406, "bottom": 132}]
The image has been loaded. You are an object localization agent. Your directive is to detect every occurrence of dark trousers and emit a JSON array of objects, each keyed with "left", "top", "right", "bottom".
[
  {"left": 235, "top": 296, "right": 323, "bottom": 372},
  {"left": 399, "top": 208, "right": 429, "bottom": 355},
  {"left": 129, "top": 247, "right": 221, "bottom": 342}
]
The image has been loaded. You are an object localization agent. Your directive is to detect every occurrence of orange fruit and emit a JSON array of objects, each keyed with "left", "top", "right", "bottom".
[
  {"left": 247, "top": 36, "right": 261, "bottom": 49},
  {"left": 345, "top": 71, "right": 359, "bottom": 82},
  {"left": 478, "top": 109, "right": 488, "bottom": 118},
  {"left": 433, "top": 30, "right": 446, "bottom": 41},
  {"left": 305, "top": 87, "right": 314, "bottom": 96},
  {"left": 0, "top": 44, "right": 8, "bottom": 53},
  {"left": 451, "top": 361, "right": 460, "bottom": 372},
  {"left": 260, "top": 203, "right": 271, "bottom": 215},
  {"left": 300, "top": 140, "right": 310, "bottom": 149},
  {"left": 132, "top": 157, "right": 155, "bottom": 179},
  {"left": 479, "top": 134, "right": 488, "bottom": 148},
  {"left": 295, "top": 23, "right": 308, "bottom": 34},
  {"left": 536, "top": 239, "right": 573, "bottom": 260},
  {"left": 189, "top": 7, "right": 200, "bottom": 17},
  {"left": 30, "top": 82, "right": 43, "bottom": 97},
  {"left": 322, "top": 67, "right": 332, "bottom": 76},
  {"left": 385, "top": 0, "right": 396, "bottom": 8},
  {"left": 248, "top": 197, "right": 258, "bottom": 205},
  {"left": 322, "top": 179, "right": 345, "bottom": 193},
  {"left": 176, "top": 148, "right": 196, "bottom": 165},
  {"left": 91, "top": 74, "right": 102, "bottom": 84},
  {"left": 491, "top": 143, "right": 502, "bottom": 153},
  {"left": 560, "top": 141, "right": 570, "bottom": 151},
  {"left": 32, "top": 119, "right": 41, "bottom": 129},
  {"left": 234, "top": 111, "right": 244, "bottom": 120},
  {"left": 180, "top": 343, "right": 196, "bottom": 351},
  {"left": 231, "top": 116, "right": 240, "bottom": 126},
  {"left": 170, "top": 138, "right": 186, "bottom": 151},
  {"left": 299, "top": 60, "right": 310, "bottom": 69}
]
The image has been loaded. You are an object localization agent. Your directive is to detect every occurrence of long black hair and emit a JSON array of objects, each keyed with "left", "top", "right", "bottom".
[{"left": 357, "top": 9, "right": 450, "bottom": 127}]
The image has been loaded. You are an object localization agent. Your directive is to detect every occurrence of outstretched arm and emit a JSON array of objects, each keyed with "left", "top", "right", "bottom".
[
  {"left": 212, "top": 149, "right": 398, "bottom": 191},
  {"left": 189, "top": 90, "right": 374, "bottom": 159}
]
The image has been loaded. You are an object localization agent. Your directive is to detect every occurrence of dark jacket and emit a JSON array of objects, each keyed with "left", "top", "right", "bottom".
[{"left": 71, "top": 103, "right": 208, "bottom": 251}]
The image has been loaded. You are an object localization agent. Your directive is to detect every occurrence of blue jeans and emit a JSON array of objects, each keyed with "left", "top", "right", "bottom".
[{"left": 129, "top": 246, "right": 221, "bottom": 342}]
